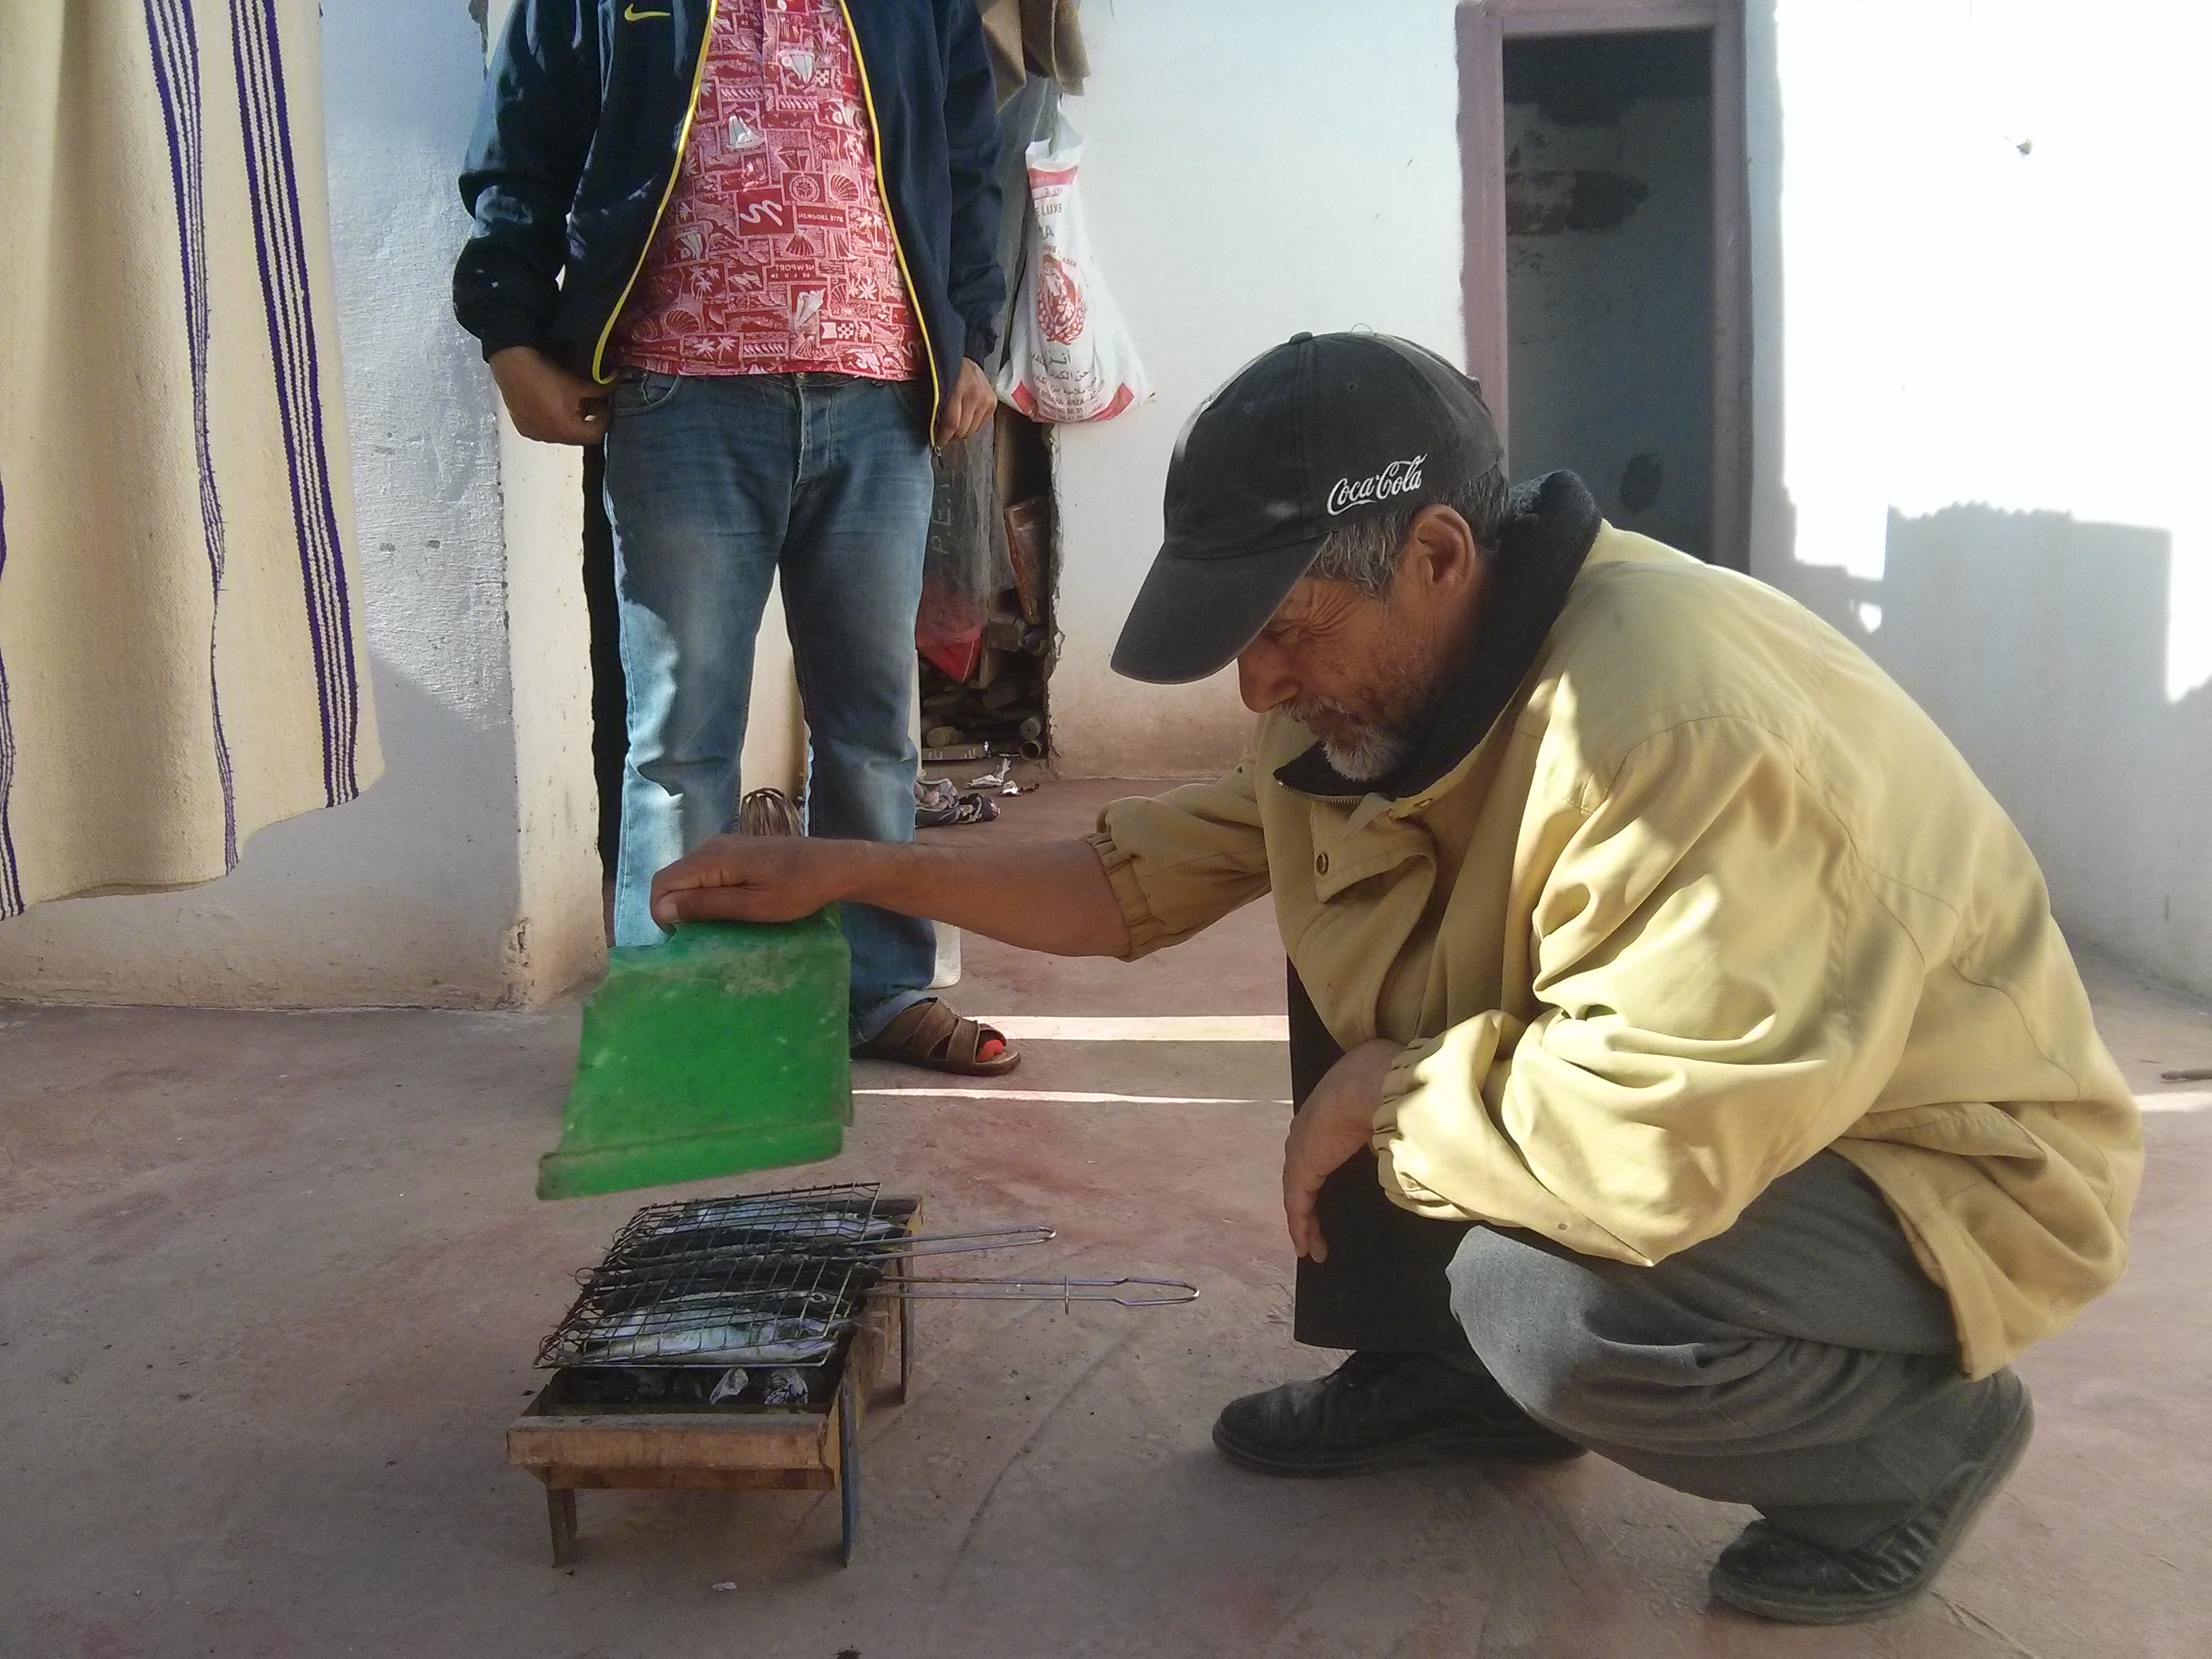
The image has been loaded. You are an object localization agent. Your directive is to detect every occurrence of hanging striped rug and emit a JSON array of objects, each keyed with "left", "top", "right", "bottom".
[{"left": 0, "top": 0, "right": 380, "bottom": 918}]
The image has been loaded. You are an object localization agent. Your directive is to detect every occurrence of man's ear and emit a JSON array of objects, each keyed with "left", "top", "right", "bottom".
[{"left": 1404, "top": 504, "right": 1481, "bottom": 594}]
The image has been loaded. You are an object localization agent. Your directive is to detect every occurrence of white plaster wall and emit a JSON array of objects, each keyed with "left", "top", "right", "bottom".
[
  {"left": 1746, "top": 0, "right": 2212, "bottom": 994},
  {"left": 500, "top": 418, "right": 606, "bottom": 1003},
  {"left": 0, "top": 0, "right": 604, "bottom": 1006},
  {"left": 1045, "top": 0, "right": 1465, "bottom": 779}
]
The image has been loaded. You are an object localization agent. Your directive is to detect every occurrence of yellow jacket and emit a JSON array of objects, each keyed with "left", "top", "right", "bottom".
[{"left": 1090, "top": 529, "right": 2140, "bottom": 1378}]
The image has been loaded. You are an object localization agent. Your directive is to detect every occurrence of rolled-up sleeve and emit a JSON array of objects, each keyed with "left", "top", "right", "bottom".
[{"left": 1086, "top": 755, "right": 1272, "bottom": 959}]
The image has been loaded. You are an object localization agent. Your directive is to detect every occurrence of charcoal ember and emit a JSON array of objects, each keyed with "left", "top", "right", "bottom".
[{"left": 560, "top": 1367, "right": 745, "bottom": 1407}]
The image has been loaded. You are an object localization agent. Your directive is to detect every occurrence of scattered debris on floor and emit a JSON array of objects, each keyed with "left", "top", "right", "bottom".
[
  {"left": 916, "top": 775, "right": 1000, "bottom": 828},
  {"left": 966, "top": 757, "right": 1022, "bottom": 796}
]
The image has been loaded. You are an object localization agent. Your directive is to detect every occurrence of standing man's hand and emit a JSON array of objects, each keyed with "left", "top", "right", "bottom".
[
  {"left": 489, "top": 345, "right": 609, "bottom": 445},
  {"left": 935, "top": 356, "right": 997, "bottom": 446},
  {"left": 1283, "top": 1039, "right": 1402, "bottom": 1263}
]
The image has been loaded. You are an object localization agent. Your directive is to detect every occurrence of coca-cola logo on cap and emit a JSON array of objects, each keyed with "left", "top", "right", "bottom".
[{"left": 1325, "top": 453, "right": 1428, "bottom": 516}]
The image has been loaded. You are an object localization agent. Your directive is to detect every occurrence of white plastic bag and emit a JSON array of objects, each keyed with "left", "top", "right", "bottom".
[{"left": 996, "top": 112, "right": 1149, "bottom": 424}]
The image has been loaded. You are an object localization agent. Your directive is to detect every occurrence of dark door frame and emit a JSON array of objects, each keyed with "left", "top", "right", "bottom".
[{"left": 1458, "top": 0, "right": 1751, "bottom": 569}]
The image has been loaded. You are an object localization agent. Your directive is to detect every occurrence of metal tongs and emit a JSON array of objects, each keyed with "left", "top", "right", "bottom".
[
  {"left": 771, "top": 1230, "right": 1200, "bottom": 1307},
  {"left": 865, "top": 1275, "right": 1199, "bottom": 1309},
  {"left": 736, "top": 1227, "right": 1201, "bottom": 1308},
  {"left": 811, "top": 1224, "right": 1059, "bottom": 1261}
]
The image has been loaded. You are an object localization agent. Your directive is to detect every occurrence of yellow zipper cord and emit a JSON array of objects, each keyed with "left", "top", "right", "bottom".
[
  {"left": 589, "top": 0, "right": 721, "bottom": 386},
  {"left": 838, "top": 0, "right": 943, "bottom": 433}
]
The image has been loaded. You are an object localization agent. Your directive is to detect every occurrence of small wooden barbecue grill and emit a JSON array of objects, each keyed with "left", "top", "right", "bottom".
[{"left": 508, "top": 1182, "right": 1193, "bottom": 1565}]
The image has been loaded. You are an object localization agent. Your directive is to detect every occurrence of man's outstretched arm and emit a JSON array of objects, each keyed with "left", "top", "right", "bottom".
[{"left": 650, "top": 835, "right": 1130, "bottom": 960}]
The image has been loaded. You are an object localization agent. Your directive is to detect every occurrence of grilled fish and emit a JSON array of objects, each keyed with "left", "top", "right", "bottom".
[{"left": 576, "top": 1312, "right": 839, "bottom": 1366}]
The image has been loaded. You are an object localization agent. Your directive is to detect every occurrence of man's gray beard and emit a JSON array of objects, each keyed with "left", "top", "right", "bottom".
[
  {"left": 1319, "top": 722, "right": 1416, "bottom": 783},
  {"left": 1284, "top": 638, "right": 1443, "bottom": 784}
]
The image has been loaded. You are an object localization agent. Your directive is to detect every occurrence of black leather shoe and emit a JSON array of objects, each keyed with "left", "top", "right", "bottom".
[
  {"left": 1211, "top": 1350, "right": 1586, "bottom": 1477},
  {"left": 1709, "top": 1368, "right": 2034, "bottom": 1624}
]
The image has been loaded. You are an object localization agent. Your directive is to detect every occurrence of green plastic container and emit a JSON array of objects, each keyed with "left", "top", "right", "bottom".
[{"left": 537, "top": 913, "right": 853, "bottom": 1200}]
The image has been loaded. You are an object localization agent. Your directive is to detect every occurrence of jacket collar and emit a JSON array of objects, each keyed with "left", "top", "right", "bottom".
[{"left": 1273, "top": 470, "right": 1602, "bottom": 804}]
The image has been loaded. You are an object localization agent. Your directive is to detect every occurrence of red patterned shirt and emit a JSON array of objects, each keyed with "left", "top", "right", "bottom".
[{"left": 616, "top": 0, "right": 920, "bottom": 380}]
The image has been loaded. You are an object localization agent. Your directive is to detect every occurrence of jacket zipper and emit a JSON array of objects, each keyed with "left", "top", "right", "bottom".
[
  {"left": 589, "top": 0, "right": 721, "bottom": 385},
  {"left": 837, "top": 0, "right": 944, "bottom": 434}
]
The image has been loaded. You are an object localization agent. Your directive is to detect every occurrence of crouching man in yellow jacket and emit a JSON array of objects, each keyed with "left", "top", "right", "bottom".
[{"left": 651, "top": 333, "right": 2141, "bottom": 1624}]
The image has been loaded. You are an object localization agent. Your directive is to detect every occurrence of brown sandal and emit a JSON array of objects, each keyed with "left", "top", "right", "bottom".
[{"left": 853, "top": 998, "right": 1021, "bottom": 1077}]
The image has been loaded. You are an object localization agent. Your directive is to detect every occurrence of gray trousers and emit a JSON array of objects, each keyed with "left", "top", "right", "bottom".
[{"left": 1449, "top": 1152, "right": 2003, "bottom": 1549}]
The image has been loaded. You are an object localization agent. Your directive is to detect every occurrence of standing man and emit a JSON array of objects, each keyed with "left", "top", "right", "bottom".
[
  {"left": 453, "top": 0, "right": 1018, "bottom": 1075},
  {"left": 644, "top": 333, "right": 2140, "bottom": 1623}
]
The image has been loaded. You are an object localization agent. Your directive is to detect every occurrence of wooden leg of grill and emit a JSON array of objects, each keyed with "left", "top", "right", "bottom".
[
  {"left": 547, "top": 1486, "right": 577, "bottom": 1568},
  {"left": 838, "top": 1367, "right": 860, "bottom": 1567},
  {"left": 896, "top": 1264, "right": 914, "bottom": 1404}
]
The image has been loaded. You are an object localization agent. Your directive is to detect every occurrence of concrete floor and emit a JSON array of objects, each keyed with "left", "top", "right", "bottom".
[{"left": 3, "top": 779, "right": 2209, "bottom": 1658}]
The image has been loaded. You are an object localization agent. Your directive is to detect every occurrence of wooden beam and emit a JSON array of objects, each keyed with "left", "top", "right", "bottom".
[
  {"left": 1496, "top": 0, "right": 1718, "bottom": 35},
  {"left": 1458, "top": 3, "right": 1510, "bottom": 432},
  {"left": 541, "top": 1465, "right": 837, "bottom": 1492},
  {"left": 1709, "top": 3, "right": 1753, "bottom": 569},
  {"left": 508, "top": 1407, "right": 838, "bottom": 1474}
]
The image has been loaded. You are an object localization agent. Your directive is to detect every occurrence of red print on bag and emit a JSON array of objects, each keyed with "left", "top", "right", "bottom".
[{"left": 1039, "top": 253, "right": 1086, "bottom": 344}]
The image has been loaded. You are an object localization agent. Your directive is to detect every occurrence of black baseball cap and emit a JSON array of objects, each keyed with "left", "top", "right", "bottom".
[{"left": 1110, "top": 331, "right": 1504, "bottom": 685}]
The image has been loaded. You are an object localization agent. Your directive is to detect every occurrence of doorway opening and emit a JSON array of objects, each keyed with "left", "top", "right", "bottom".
[
  {"left": 1460, "top": 1, "right": 1748, "bottom": 567},
  {"left": 1507, "top": 32, "right": 1711, "bottom": 552}
]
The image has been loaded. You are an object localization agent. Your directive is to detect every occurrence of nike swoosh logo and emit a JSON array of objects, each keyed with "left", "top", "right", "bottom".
[{"left": 623, "top": 5, "right": 670, "bottom": 18}]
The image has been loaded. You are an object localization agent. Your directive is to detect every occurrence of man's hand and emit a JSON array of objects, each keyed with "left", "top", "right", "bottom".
[
  {"left": 1283, "top": 1039, "right": 1402, "bottom": 1263},
  {"left": 935, "top": 356, "right": 997, "bottom": 446},
  {"left": 651, "top": 834, "right": 861, "bottom": 929},
  {"left": 649, "top": 834, "right": 1127, "bottom": 958},
  {"left": 489, "top": 345, "right": 609, "bottom": 445}
]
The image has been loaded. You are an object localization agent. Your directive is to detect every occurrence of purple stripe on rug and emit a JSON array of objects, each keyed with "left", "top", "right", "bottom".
[
  {"left": 231, "top": 0, "right": 338, "bottom": 800},
  {"left": 232, "top": 0, "right": 363, "bottom": 804},
  {"left": 144, "top": 0, "right": 240, "bottom": 869},
  {"left": 253, "top": 2, "right": 364, "bottom": 800},
  {"left": 0, "top": 476, "right": 24, "bottom": 918}
]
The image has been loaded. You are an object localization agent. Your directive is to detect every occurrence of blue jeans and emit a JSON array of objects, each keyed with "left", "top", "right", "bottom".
[{"left": 602, "top": 369, "right": 938, "bottom": 1041}]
